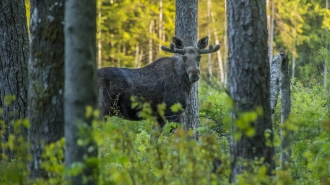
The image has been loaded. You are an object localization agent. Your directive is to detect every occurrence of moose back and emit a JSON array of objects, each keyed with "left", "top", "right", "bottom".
[{"left": 97, "top": 37, "right": 220, "bottom": 134}]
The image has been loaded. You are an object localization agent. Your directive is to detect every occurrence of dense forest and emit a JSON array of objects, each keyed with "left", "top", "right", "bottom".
[{"left": 0, "top": 0, "right": 329, "bottom": 184}]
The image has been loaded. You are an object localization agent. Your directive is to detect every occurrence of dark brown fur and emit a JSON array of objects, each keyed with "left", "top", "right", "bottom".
[
  {"left": 98, "top": 56, "right": 191, "bottom": 122},
  {"left": 97, "top": 37, "right": 219, "bottom": 140}
]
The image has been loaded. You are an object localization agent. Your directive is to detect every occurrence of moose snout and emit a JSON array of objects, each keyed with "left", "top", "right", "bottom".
[{"left": 188, "top": 68, "right": 200, "bottom": 82}]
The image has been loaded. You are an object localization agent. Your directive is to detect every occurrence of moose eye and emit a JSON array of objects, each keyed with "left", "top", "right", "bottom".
[
  {"left": 196, "top": 56, "right": 201, "bottom": 61},
  {"left": 182, "top": 56, "right": 188, "bottom": 61}
]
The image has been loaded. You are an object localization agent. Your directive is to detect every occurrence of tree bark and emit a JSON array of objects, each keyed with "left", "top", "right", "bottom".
[
  {"left": 158, "top": 0, "right": 163, "bottom": 58},
  {"left": 97, "top": 1, "right": 102, "bottom": 68},
  {"left": 0, "top": 0, "right": 29, "bottom": 161},
  {"left": 175, "top": 0, "right": 200, "bottom": 140},
  {"left": 227, "top": 0, "right": 275, "bottom": 182},
  {"left": 291, "top": 39, "right": 296, "bottom": 79},
  {"left": 64, "top": 0, "right": 98, "bottom": 184},
  {"left": 28, "top": 0, "right": 64, "bottom": 179},
  {"left": 149, "top": 20, "right": 154, "bottom": 64},
  {"left": 268, "top": 0, "right": 275, "bottom": 64},
  {"left": 139, "top": 49, "right": 143, "bottom": 68},
  {"left": 280, "top": 52, "right": 291, "bottom": 169},
  {"left": 270, "top": 54, "right": 281, "bottom": 114},
  {"left": 135, "top": 44, "right": 139, "bottom": 68},
  {"left": 270, "top": 51, "right": 292, "bottom": 168},
  {"left": 211, "top": 12, "right": 224, "bottom": 83},
  {"left": 223, "top": 0, "right": 228, "bottom": 87},
  {"left": 207, "top": 0, "right": 212, "bottom": 80}
]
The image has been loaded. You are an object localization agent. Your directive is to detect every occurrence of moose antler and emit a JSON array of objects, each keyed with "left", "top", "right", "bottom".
[
  {"left": 161, "top": 43, "right": 186, "bottom": 55},
  {"left": 198, "top": 44, "right": 221, "bottom": 54}
]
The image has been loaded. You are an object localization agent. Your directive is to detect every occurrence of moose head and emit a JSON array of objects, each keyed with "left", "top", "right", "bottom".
[{"left": 161, "top": 37, "right": 220, "bottom": 82}]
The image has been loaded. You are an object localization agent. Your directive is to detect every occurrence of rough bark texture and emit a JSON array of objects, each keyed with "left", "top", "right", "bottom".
[
  {"left": 227, "top": 0, "right": 275, "bottom": 182},
  {"left": 175, "top": 0, "right": 200, "bottom": 140},
  {"left": 28, "top": 0, "right": 65, "bottom": 179},
  {"left": 65, "top": 0, "right": 98, "bottom": 184},
  {"left": 0, "top": 0, "right": 29, "bottom": 160},
  {"left": 280, "top": 53, "right": 291, "bottom": 168},
  {"left": 270, "top": 52, "right": 292, "bottom": 168},
  {"left": 270, "top": 54, "right": 281, "bottom": 113}
]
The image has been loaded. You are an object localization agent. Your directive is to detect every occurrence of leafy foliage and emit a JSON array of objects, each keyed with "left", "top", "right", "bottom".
[{"left": 1, "top": 79, "right": 329, "bottom": 184}]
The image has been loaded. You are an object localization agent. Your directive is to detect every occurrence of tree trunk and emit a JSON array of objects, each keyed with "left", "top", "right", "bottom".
[
  {"left": 64, "top": 0, "right": 98, "bottom": 184},
  {"left": 280, "top": 52, "right": 291, "bottom": 169},
  {"left": 211, "top": 12, "right": 224, "bottom": 83},
  {"left": 267, "top": 0, "right": 270, "bottom": 41},
  {"left": 292, "top": 39, "right": 296, "bottom": 79},
  {"left": 158, "top": 0, "right": 163, "bottom": 58},
  {"left": 139, "top": 49, "right": 144, "bottom": 68},
  {"left": 0, "top": 0, "right": 29, "bottom": 161},
  {"left": 175, "top": 0, "right": 200, "bottom": 140},
  {"left": 117, "top": 44, "right": 121, "bottom": 67},
  {"left": 223, "top": 0, "right": 228, "bottom": 87},
  {"left": 227, "top": 0, "right": 275, "bottom": 182},
  {"left": 207, "top": 0, "right": 212, "bottom": 80},
  {"left": 28, "top": 0, "right": 65, "bottom": 179},
  {"left": 135, "top": 44, "right": 139, "bottom": 68},
  {"left": 149, "top": 20, "right": 154, "bottom": 64},
  {"left": 268, "top": 0, "right": 275, "bottom": 64},
  {"left": 97, "top": 1, "right": 102, "bottom": 68},
  {"left": 270, "top": 54, "right": 281, "bottom": 114}
]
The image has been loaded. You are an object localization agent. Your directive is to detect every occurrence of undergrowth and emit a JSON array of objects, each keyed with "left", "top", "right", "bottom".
[{"left": 0, "top": 80, "right": 329, "bottom": 184}]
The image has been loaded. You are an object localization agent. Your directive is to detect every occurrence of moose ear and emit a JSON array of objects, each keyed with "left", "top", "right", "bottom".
[
  {"left": 172, "top": 37, "right": 184, "bottom": 49},
  {"left": 197, "top": 36, "right": 208, "bottom": 49}
]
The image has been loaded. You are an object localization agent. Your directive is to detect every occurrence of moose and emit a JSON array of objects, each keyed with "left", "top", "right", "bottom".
[{"left": 97, "top": 36, "right": 220, "bottom": 141}]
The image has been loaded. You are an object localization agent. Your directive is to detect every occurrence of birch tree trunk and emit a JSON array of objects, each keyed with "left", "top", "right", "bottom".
[
  {"left": 227, "top": 0, "right": 274, "bottom": 182},
  {"left": 211, "top": 12, "right": 224, "bottom": 83},
  {"left": 139, "top": 49, "right": 143, "bottom": 68},
  {"left": 0, "top": 0, "right": 29, "bottom": 161},
  {"left": 149, "top": 20, "right": 154, "bottom": 64},
  {"left": 135, "top": 44, "right": 139, "bottom": 68},
  {"left": 97, "top": 1, "right": 102, "bottom": 68},
  {"left": 117, "top": 45, "right": 121, "bottom": 67},
  {"left": 64, "top": 0, "right": 98, "bottom": 184},
  {"left": 175, "top": 0, "right": 200, "bottom": 140},
  {"left": 268, "top": 0, "right": 275, "bottom": 64},
  {"left": 292, "top": 39, "right": 296, "bottom": 79},
  {"left": 223, "top": 0, "right": 228, "bottom": 87},
  {"left": 158, "top": 0, "right": 163, "bottom": 58},
  {"left": 28, "top": 0, "right": 65, "bottom": 179},
  {"left": 207, "top": 0, "right": 212, "bottom": 80}
]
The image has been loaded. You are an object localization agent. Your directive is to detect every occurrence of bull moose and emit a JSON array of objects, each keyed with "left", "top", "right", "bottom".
[{"left": 97, "top": 36, "right": 220, "bottom": 141}]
